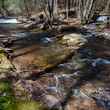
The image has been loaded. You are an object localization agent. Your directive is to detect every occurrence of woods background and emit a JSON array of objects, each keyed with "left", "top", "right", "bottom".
[{"left": 0, "top": 0, "right": 110, "bottom": 24}]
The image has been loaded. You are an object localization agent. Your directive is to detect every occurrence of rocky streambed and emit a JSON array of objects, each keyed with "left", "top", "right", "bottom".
[{"left": 0, "top": 27, "right": 110, "bottom": 110}]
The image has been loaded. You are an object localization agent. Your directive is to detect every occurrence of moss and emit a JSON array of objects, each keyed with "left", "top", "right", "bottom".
[
  {"left": 0, "top": 96, "right": 15, "bottom": 110},
  {"left": 15, "top": 100, "right": 45, "bottom": 110},
  {"left": 0, "top": 81, "right": 11, "bottom": 93},
  {"left": 0, "top": 81, "right": 45, "bottom": 110},
  {"left": 0, "top": 81, "right": 15, "bottom": 110},
  {"left": 0, "top": 82, "right": 9, "bottom": 92}
]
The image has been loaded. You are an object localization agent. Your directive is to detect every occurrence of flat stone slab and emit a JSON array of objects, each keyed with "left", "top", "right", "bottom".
[{"left": 11, "top": 33, "right": 87, "bottom": 77}]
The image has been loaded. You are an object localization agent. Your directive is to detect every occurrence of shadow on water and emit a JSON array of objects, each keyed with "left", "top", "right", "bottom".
[{"left": 12, "top": 32, "right": 53, "bottom": 50}]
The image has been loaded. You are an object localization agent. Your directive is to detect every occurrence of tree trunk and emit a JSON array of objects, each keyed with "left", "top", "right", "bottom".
[
  {"left": 66, "top": 0, "right": 69, "bottom": 19},
  {"left": 24, "top": 0, "right": 31, "bottom": 18}
]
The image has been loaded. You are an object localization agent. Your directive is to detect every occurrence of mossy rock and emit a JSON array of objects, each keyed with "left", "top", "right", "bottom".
[
  {"left": 0, "top": 52, "right": 14, "bottom": 73},
  {"left": 0, "top": 81, "right": 15, "bottom": 110},
  {"left": 0, "top": 81, "right": 45, "bottom": 110},
  {"left": 0, "top": 81, "right": 11, "bottom": 93},
  {"left": 15, "top": 100, "right": 45, "bottom": 110},
  {"left": 0, "top": 96, "right": 15, "bottom": 110}
]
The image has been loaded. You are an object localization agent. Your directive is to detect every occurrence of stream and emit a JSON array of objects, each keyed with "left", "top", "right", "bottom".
[{"left": 0, "top": 18, "right": 110, "bottom": 110}]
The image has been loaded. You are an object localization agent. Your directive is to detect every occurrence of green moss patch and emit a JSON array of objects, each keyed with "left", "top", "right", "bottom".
[{"left": 16, "top": 100, "right": 44, "bottom": 110}]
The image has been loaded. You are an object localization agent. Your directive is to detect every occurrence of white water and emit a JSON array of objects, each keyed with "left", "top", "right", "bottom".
[
  {"left": 97, "top": 16, "right": 108, "bottom": 22},
  {"left": 0, "top": 18, "right": 20, "bottom": 24}
]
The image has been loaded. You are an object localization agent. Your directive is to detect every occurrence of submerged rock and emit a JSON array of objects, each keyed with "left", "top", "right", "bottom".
[
  {"left": 92, "top": 58, "right": 110, "bottom": 67},
  {"left": 12, "top": 33, "right": 87, "bottom": 77}
]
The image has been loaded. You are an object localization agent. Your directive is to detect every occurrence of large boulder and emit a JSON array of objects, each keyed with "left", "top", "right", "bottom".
[{"left": 12, "top": 33, "right": 87, "bottom": 78}]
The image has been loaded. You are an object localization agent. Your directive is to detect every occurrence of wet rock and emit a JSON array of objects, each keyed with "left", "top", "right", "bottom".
[
  {"left": 95, "top": 63, "right": 110, "bottom": 83},
  {"left": 12, "top": 33, "right": 87, "bottom": 77},
  {"left": 70, "top": 54, "right": 87, "bottom": 71},
  {"left": 40, "top": 37, "right": 54, "bottom": 44},
  {"left": 92, "top": 58, "right": 110, "bottom": 67},
  {"left": 91, "top": 88, "right": 110, "bottom": 110},
  {"left": 80, "top": 82, "right": 101, "bottom": 97},
  {"left": 64, "top": 80, "right": 107, "bottom": 110},
  {"left": 65, "top": 96, "right": 105, "bottom": 110}
]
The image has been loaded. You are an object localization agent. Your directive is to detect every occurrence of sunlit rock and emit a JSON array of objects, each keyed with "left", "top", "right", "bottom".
[
  {"left": 61, "top": 33, "right": 87, "bottom": 47},
  {"left": 0, "top": 48, "right": 14, "bottom": 75}
]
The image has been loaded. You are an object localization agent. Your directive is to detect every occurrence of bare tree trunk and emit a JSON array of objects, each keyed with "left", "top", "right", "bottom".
[
  {"left": 105, "top": 0, "right": 110, "bottom": 27},
  {"left": 24, "top": 0, "right": 31, "bottom": 18},
  {"left": 78, "top": 0, "right": 96, "bottom": 24},
  {"left": 66, "top": 0, "right": 69, "bottom": 19},
  {"left": 54, "top": 0, "right": 58, "bottom": 18}
]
